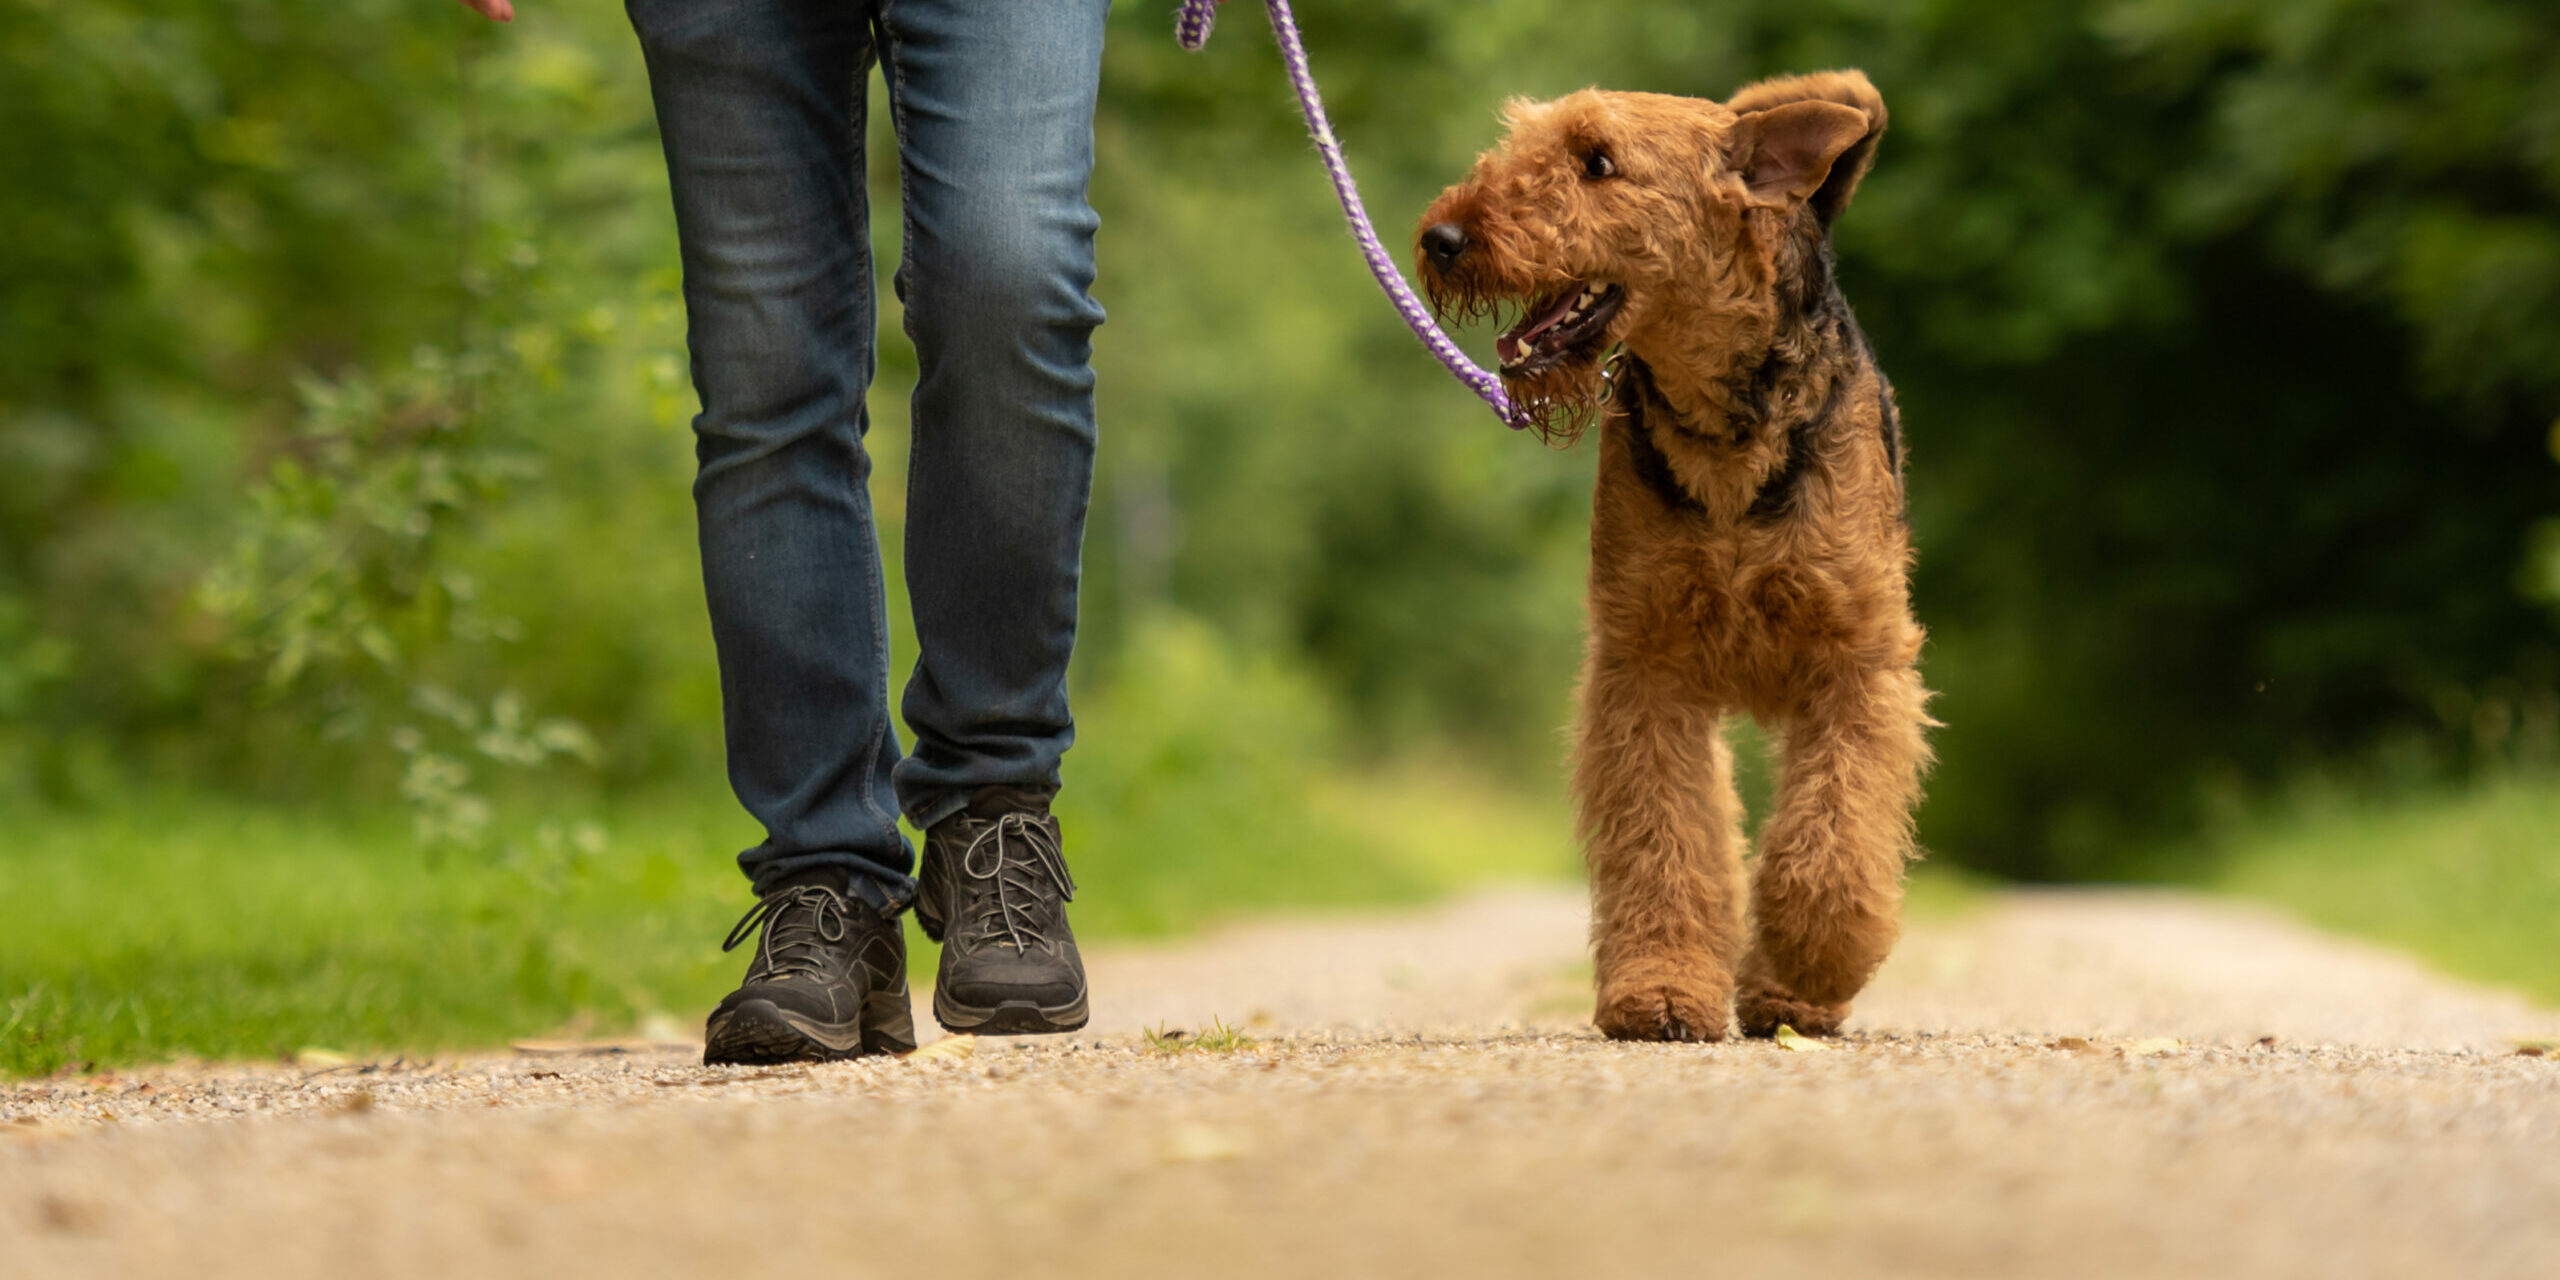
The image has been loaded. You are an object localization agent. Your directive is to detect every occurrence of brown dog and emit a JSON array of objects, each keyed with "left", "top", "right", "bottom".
[{"left": 1418, "top": 71, "right": 1932, "bottom": 1041}]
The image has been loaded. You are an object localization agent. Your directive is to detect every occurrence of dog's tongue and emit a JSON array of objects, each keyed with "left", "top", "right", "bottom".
[{"left": 1499, "top": 289, "right": 1584, "bottom": 364}]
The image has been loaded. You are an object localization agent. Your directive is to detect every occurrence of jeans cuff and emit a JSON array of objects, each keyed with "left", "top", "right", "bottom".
[
  {"left": 748, "top": 851, "right": 916, "bottom": 916},
  {"left": 903, "top": 792, "right": 974, "bottom": 832},
  {"left": 847, "top": 870, "right": 918, "bottom": 917}
]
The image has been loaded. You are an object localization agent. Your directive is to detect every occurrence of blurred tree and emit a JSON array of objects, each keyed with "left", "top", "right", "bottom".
[
  {"left": 1099, "top": 0, "right": 2560, "bottom": 874},
  {"left": 1719, "top": 0, "right": 2560, "bottom": 874},
  {"left": 1, "top": 0, "right": 2553, "bottom": 877},
  {"left": 1, "top": 0, "right": 466, "bottom": 796},
  {"left": 0, "top": 1, "right": 668, "bottom": 814}
]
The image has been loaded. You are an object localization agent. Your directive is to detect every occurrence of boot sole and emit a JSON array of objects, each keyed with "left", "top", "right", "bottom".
[
  {"left": 703, "top": 990, "right": 918, "bottom": 1065},
  {"left": 932, "top": 987, "right": 1089, "bottom": 1036},
  {"left": 914, "top": 896, "right": 1089, "bottom": 1035}
]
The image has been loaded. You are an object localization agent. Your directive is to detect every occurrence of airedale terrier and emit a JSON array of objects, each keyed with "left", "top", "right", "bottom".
[{"left": 1418, "top": 71, "right": 1933, "bottom": 1041}]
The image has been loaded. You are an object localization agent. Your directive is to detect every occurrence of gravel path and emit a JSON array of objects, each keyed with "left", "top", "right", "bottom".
[{"left": 5, "top": 887, "right": 2556, "bottom": 1279}]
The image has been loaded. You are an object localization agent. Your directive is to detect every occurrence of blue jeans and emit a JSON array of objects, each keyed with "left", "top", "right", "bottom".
[{"left": 627, "top": 0, "right": 1107, "bottom": 911}]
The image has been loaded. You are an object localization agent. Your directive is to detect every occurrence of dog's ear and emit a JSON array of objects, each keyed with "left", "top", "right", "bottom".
[{"left": 1725, "top": 70, "right": 1887, "bottom": 224}]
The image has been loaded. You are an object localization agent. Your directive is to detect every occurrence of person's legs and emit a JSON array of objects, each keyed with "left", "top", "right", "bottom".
[
  {"left": 876, "top": 0, "right": 1109, "bottom": 830},
  {"left": 627, "top": 0, "right": 915, "bottom": 913},
  {"left": 873, "top": 0, "right": 1107, "bottom": 1035}
]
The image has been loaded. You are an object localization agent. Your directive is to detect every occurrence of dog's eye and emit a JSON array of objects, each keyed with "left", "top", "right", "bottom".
[{"left": 1582, "top": 150, "right": 1615, "bottom": 180}]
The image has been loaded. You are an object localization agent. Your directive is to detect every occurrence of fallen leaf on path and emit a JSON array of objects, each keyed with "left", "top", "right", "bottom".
[
  {"left": 2050, "top": 1036, "right": 2096, "bottom": 1053},
  {"left": 907, "top": 1035, "right": 977, "bottom": 1064},
  {"left": 1774, "top": 1024, "right": 1827, "bottom": 1052},
  {"left": 2510, "top": 1038, "right": 2555, "bottom": 1057},
  {"left": 34, "top": 1194, "right": 104, "bottom": 1233}
]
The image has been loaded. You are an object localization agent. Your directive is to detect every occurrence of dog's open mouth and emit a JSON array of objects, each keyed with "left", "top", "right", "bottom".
[{"left": 1496, "top": 283, "right": 1625, "bottom": 374}]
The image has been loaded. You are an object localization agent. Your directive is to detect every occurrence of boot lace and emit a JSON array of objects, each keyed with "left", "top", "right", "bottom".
[
  {"left": 721, "top": 885, "right": 851, "bottom": 982},
  {"left": 956, "top": 812, "right": 1077, "bottom": 953}
]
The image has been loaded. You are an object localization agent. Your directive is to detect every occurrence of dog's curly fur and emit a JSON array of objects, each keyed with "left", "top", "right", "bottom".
[{"left": 1419, "top": 71, "right": 1934, "bottom": 1041}]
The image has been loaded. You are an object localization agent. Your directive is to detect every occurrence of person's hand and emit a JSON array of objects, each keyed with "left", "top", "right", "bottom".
[{"left": 452, "top": 0, "right": 514, "bottom": 22}]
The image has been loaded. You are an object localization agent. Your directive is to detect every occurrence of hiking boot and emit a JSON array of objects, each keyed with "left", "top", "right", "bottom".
[
  {"left": 703, "top": 880, "right": 917, "bottom": 1064},
  {"left": 915, "top": 790, "right": 1088, "bottom": 1034}
]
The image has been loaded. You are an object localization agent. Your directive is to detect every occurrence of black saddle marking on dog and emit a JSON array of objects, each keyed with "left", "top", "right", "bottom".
[
  {"left": 1614, "top": 359, "right": 1707, "bottom": 515},
  {"left": 1734, "top": 235, "right": 1868, "bottom": 524},
  {"left": 1614, "top": 233, "right": 1879, "bottom": 524},
  {"left": 1744, "top": 373, "right": 1845, "bottom": 522},
  {"left": 1850, "top": 323, "right": 1907, "bottom": 522},
  {"left": 1718, "top": 239, "right": 1840, "bottom": 447},
  {"left": 1614, "top": 352, "right": 1848, "bottom": 523}
]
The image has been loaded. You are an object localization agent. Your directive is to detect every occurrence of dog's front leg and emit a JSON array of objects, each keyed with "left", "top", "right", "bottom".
[
  {"left": 1574, "top": 660, "right": 1748, "bottom": 1042},
  {"left": 1737, "top": 663, "right": 1931, "bottom": 1037}
]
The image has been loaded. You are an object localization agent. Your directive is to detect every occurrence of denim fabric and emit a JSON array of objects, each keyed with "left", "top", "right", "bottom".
[{"left": 627, "top": 0, "right": 1107, "bottom": 911}]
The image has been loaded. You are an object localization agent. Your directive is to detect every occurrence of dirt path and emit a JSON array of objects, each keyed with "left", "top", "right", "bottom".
[{"left": 6, "top": 887, "right": 2557, "bottom": 1279}]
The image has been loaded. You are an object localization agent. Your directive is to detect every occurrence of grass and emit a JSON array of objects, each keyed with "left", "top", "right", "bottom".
[
  {"left": 2202, "top": 772, "right": 2560, "bottom": 1007},
  {"left": 39, "top": 750, "right": 2539, "bottom": 1080},
  {"left": 0, "top": 795, "right": 752, "bottom": 1078},
  {"left": 42, "top": 635, "right": 2543, "bottom": 1080},
  {"left": 1903, "top": 860, "right": 1997, "bottom": 920},
  {"left": 0, "top": 767, "right": 1573, "bottom": 1080},
  {"left": 0, "top": 615, "right": 1588, "bottom": 1078},
  {"left": 1143, "top": 1017, "right": 1256, "bottom": 1054}
]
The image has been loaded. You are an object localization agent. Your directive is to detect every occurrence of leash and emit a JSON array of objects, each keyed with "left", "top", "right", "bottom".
[{"left": 1177, "top": 0, "right": 1528, "bottom": 429}]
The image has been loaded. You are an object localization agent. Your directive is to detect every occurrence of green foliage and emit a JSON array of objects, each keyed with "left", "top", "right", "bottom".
[
  {"left": 2104, "top": 0, "right": 2560, "bottom": 409},
  {"left": 0, "top": 624, "right": 1572, "bottom": 1076},
  {"left": 1106, "top": 0, "right": 2560, "bottom": 873},
  {"left": 1, "top": 0, "right": 2556, "bottom": 879},
  {"left": 0, "top": 1, "right": 674, "bottom": 810},
  {"left": 1045, "top": 614, "right": 1439, "bottom": 935},
  {"left": 0, "top": 797, "right": 747, "bottom": 1078}
]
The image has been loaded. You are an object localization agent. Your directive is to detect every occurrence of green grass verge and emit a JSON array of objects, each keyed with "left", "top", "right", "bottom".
[
  {"left": 1, "top": 620, "right": 1580, "bottom": 1078},
  {"left": 2205, "top": 772, "right": 2560, "bottom": 1006},
  {"left": 0, "top": 606, "right": 2045, "bottom": 1079},
  {"left": 0, "top": 769, "right": 1574, "bottom": 1079},
  {"left": 0, "top": 798, "right": 744, "bottom": 1078}
]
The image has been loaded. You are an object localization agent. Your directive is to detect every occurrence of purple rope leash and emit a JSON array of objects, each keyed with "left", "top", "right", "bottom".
[{"left": 1178, "top": 0, "right": 1527, "bottom": 429}]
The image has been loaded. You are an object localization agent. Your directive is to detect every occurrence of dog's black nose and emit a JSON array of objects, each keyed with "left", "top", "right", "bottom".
[{"left": 1421, "top": 222, "right": 1470, "bottom": 269}]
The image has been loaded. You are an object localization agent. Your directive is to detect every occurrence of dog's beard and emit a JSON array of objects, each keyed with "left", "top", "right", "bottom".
[
  {"left": 1501, "top": 360, "right": 1609, "bottom": 446},
  {"left": 1425, "top": 275, "right": 1618, "bottom": 447},
  {"left": 1421, "top": 273, "right": 1510, "bottom": 329}
]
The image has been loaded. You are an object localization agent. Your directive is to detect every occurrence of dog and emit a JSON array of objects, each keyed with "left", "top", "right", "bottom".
[{"left": 1417, "top": 71, "right": 1933, "bottom": 1041}]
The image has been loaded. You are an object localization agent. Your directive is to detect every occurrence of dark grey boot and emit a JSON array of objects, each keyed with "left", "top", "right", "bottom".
[
  {"left": 915, "top": 790, "right": 1088, "bottom": 1034},
  {"left": 703, "top": 882, "right": 917, "bottom": 1063}
]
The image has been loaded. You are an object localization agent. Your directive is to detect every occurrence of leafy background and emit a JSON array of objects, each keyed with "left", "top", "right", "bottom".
[{"left": 3, "top": 0, "right": 2556, "bottom": 1071}]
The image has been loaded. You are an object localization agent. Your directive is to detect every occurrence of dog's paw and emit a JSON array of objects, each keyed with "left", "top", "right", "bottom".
[
  {"left": 1734, "top": 979, "right": 1847, "bottom": 1039},
  {"left": 1748, "top": 890, "right": 1899, "bottom": 1008},
  {"left": 1594, "top": 980, "right": 1733, "bottom": 1043}
]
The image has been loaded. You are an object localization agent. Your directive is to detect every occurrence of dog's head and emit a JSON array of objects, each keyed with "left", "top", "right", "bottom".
[{"left": 1417, "top": 72, "right": 1886, "bottom": 442}]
